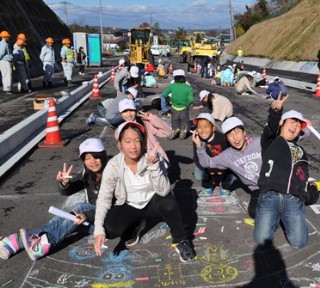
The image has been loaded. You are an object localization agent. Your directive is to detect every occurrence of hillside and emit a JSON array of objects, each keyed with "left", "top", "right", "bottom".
[{"left": 225, "top": 0, "right": 320, "bottom": 61}]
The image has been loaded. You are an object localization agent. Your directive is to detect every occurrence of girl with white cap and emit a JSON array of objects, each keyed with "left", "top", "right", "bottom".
[{"left": 0, "top": 138, "right": 108, "bottom": 261}]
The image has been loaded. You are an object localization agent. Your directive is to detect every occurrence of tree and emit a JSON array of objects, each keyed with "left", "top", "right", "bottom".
[
  {"left": 173, "top": 27, "right": 187, "bottom": 42},
  {"left": 151, "top": 22, "right": 166, "bottom": 44},
  {"left": 139, "top": 22, "right": 150, "bottom": 28}
]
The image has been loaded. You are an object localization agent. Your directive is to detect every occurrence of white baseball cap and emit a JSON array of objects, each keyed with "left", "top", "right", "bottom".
[
  {"left": 126, "top": 87, "right": 138, "bottom": 99},
  {"left": 247, "top": 72, "right": 255, "bottom": 77},
  {"left": 193, "top": 113, "right": 215, "bottom": 126},
  {"left": 221, "top": 117, "right": 244, "bottom": 134},
  {"left": 117, "top": 121, "right": 145, "bottom": 138},
  {"left": 199, "top": 90, "right": 210, "bottom": 101},
  {"left": 118, "top": 98, "right": 136, "bottom": 113},
  {"left": 79, "top": 138, "right": 105, "bottom": 157},
  {"left": 281, "top": 110, "right": 307, "bottom": 129},
  {"left": 173, "top": 69, "right": 185, "bottom": 77},
  {"left": 130, "top": 66, "right": 139, "bottom": 78},
  {"left": 119, "top": 59, "right": 125, "bottom": 65}
]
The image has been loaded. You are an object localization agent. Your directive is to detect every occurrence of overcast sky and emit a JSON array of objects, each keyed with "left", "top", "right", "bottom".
[{"left": 43, "top": 0, "right": 252, "bottom": 30}]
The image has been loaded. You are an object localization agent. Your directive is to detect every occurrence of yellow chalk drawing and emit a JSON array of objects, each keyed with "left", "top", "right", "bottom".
[
  {"left": 200, "top": 264, "right": 238, "bottom": 284},
  {"left": 91, "top": 281, "right": 135, "bottom": 288},
  {"left": 156, "top": 264, "right": 186, "bottom": 287},
  {"left": 200, "top": 244, "right": 234, "bottom": 264}
]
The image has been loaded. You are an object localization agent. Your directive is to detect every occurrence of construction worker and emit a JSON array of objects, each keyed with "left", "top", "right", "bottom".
[
  {"left": 13, "top": 39, "right": 30, "bottom": 93},
  {"left": 0, "top": 31, "right": 13, "bottom": 95},
  {"left": 237, "top": 46, "right": 243, "bottom": 63},
  {"left": 60, "top": 38, "right": 75, "bottom": 87},
  {"left": 40, "top": 37, "right": 55, "bottom": 88},
  {"left": 17, "top": 33, "right": 32, "bottom": 91}
]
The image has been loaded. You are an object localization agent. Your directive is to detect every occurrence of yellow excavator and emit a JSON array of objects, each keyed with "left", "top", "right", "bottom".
[{"left": 128, "top": 27, "right": 153, "bottom": 66}]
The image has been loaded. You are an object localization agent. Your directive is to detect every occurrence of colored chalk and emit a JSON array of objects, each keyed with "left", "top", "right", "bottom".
[
  {"left": 1, "top": 280, "right": 13, "bottom": 287},
  {"left": 196, "top": 223, "right": 207, "bottom": 226},
  {"left": 136, "top": 277, "right": 149, "bottom": 281},
  {"left": 171, "top": 243, "right": 177, "bottom": 247},
  {"left": 221, "top": 226, "right": 224, "bottom": 233},
  {"left": 166, "top": 235, "right": 172, "bottom": 240},
  {"left": 155, "top": 258, "right": 162, "bottom": 262},
  {"left": 160, "top": 223, "right": 168, "bottom": 229},
  {"left": 199, "top": 237, "right": 207, "bottom": 240},
  {"left": 243, "top": 218, "right": 255, "bottom": 227}
]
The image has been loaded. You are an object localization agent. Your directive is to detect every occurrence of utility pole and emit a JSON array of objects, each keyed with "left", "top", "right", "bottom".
[
  {"left": 59, "top": 1, "right": 70, "bottom": 25},
  {"left": 228, "top": 0, "right": 234, "bottom": 42},
  {"left": 99, "top": 0, "right": 104, "bottom": 52}
]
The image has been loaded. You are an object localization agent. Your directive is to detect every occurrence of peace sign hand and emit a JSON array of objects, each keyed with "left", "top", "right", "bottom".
[
  {"left": 271, "top": 92, "right": 289, "bottom": 112},
  {"left": 56, "top": 162, "right": 73, "bottom": 186}
]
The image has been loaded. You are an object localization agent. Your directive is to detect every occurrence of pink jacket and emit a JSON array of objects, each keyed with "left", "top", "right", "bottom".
[{"left": 115, "top": 113, "right": 172, "bottom": 163}]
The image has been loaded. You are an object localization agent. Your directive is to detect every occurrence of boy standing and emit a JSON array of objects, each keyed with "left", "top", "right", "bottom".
[{"left": 254, "top": 95, "right": 319, "bottom": 249}]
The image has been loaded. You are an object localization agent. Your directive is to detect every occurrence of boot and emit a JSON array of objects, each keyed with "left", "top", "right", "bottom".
[
  {"left": 0, "top": 233, "right": 23, "bottom": 260},
  {"left": 169, "top": 128, "right": 181, "bottom": 140},
  {"left": 67, "top": 81, "right": 76, "bottom": 87}
]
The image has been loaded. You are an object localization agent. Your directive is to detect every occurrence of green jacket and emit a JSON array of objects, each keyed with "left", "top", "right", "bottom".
[{"left": 162, "top": 82, "right": 193, "bottom": 109}]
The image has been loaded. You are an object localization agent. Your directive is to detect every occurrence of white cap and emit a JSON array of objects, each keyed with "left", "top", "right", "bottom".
[
  {"left": 134, "top": 99, "right": 143, "bottom": 110},
  {"left": 281, "top": 110, "right": 307, "bottom": 129},
  {"left": 79, "top": 138, "right": 105, "bottom": 157},
  {"left": 247, "top": 72, "right": 255, "bottom": 77},
  {"left": 130, "top": 66, "right": 139, "bottom": 78},
  {"left": 119, "top": 59, "right": 125, "bottom": 65},
  {"left": 193, "top": 113, "right": 215, "bottom": 126},
  {"left": 173, "top": 69, "right": 185, "bottom": 77},
  {"left": 126, "top": 87, "right": 138, "bottom": 99},
  {"left": 199, "top": 90, "right": 210, "bottom": 101},
  {"left": 221, "top": 117, "right": 244, "bottom": 134},
  {"left": 274, "top": 76, "right": 280, "bottom": 81},
  {"left": 117, "top": 121, "right": 145, "bottom": 138},
  {"left": 118, "top": 98, "right": 136, "bottom": 113}
]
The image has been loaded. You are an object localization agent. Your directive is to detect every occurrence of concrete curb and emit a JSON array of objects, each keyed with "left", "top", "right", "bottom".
[{"left": 0, "top": 70, "right": 111, "bottom": 178}]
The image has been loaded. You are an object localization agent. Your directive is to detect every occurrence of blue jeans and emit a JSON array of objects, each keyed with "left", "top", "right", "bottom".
[
  {"left": 28, "top": 202, "right": 95, "bottom": 247},
  {"left": 160, "top": 93, "right": 169, "bottom": 113},
  {"left": 254, "top": 191, "right": 308, "bottom": 249}
]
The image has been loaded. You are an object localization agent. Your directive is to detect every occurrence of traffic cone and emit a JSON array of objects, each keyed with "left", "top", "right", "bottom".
[
  {"left": 38, "top": 98, "right": 64, "bottom": 148},
  {"left": 90, "top": 74, "right": 102, "bottom": 99},
  {"left": 315, "top": 74, "right": 320, "bottom": 97},
  {"left": 193, "top": 62, "right": 197, "bottom": 73},
  {"left": 169, "top": 63, "right": 173, "bottom": 74},
  {"left": 262, "top": 68, "right": 267, "bottom": 79},
  {"left": 111, "top": 66, "right": 115, "bottom": 81}
]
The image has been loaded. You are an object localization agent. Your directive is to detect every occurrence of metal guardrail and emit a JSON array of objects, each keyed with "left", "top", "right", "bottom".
[{"left": 0, "top": 70, "right": 112, "bottom": 179}]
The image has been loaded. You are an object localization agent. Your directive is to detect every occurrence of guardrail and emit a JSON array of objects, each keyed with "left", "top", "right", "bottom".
[{"left": 0, "top": 70, "right": 112, "bottom": 179}]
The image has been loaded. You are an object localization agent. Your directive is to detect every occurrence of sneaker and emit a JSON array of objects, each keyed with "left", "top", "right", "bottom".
[
  {"left": 86, "top": 113, "right": 97, "bottom": 126},
  {"left": 0, "top": 233, "right": 23, "bottom": 260},
  {"left": 198, "top": 187, "right": 213, "bottom": 196},
  {"left": 169, "top": 128, "right": 181, "bottom": 140},
  {"left": 219, "top": 187, "right": 231, "bottom": 197},
  {"left": 125, "top": 219, "right": 146, "bottom": 247},
  {"left": 179, "top": 124, "right": 188, "bottom": 139},
  {"left": 20, "top": 229, "right": 51, "bottom": 261},
  {"left": 175, "top": 239, "right": 196, "bottom": 263}
]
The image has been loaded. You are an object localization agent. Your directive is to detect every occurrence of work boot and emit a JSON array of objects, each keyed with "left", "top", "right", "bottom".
[
  {"left": 169, "top": 128, "right": 181, "bottom": 140},
  {"left": 20, "top": 229, "right": 51, "bottom": 261},
  {"left": 67, "top": 81, "right": 76, "bottom": 87},
  {"left": 0, "top": 233, "right": 23, "bottom": 260}
]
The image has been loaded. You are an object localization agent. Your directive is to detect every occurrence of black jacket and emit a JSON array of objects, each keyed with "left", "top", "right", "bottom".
[{"left": 258, "top": 107, "right": 313, "bottom": 203}]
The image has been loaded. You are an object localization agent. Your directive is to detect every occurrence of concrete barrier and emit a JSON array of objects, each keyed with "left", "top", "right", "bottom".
[{"left": 0, "top": 70, "right": 111, "bottom": 178}]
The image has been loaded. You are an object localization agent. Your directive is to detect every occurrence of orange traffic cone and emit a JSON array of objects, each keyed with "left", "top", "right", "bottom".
[
  {"left": 262, "top": 68, "right": 267, "bottom": 79},
  {"left": 169, "top": 63, "right": 173, "bottom": 74},
  {"left": 38, "top": 98, "right": 64, "bottom": 148},
  {"left": 111, "top": 66, "right": 115, "bottom": 81},
  {"left": 90, "top": 74, "right": 102, "bottom": 99},
  {"left": 315, "top": 74, "right": 320, "bottom": 97},
  {"left": 193, "top": 62, "right": 197, "bottom": 73}
]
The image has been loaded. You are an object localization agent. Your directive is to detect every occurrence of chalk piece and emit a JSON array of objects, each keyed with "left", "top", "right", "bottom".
[
  {"left": 155, "top": 258, "right": 161, "bottom": 262},
  {"left": 166, "top": 235, "right": 172, "bottom": 240},
  {"left": 1, "top": 280, "right": 13, "bottom": 287},
  {"left": 160, "top": 223, "right": 168, "bottom": 229},
  {"left": 62, "top": 175, "right": 73, "bottom": 179},
  {"left": 221, "top": 226, "right": 224, "bottom": 233},
  {"left": 171, "top": 243, "right": 177, "bottom": 247},
  {"left": 236, "top": 227, "right": 240, "bottom": 230},
  {"left": 196, "top": 223, "right": 207, "bottom": 226},
  {"left": 199, "top": 237, "right": 207, "bottom": 240},
  {"left": 243, "top": 218, "right": 255, "bottom": 227},
  {"left": 136, "top": 277, "right": 149, "bottom": 281},
  {"left": 101, "top": 245, "right": 108, "bottom": 249},
  {"left": 236, "top": 220, "right": 242, "bottom": 224}
]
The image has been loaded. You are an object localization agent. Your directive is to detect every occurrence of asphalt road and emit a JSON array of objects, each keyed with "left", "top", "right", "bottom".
[{"left": 0, "top": 55, "right": 320, "bottom": 288}]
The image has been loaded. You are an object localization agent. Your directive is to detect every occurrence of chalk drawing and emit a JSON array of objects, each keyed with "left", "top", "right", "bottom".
[
  {"left": 101, "top": 250, "right": 137, "bottom": 264},
  {"left": 130, "top": 249, "right": 159, "bottom": 264},
  {"left": 68, "top": 243, "right": 105, "bottom": 260},
  {"left": 98, "top": 264, "right": 132, "bottom": 282},
  {"left": 154, "top": 264, "right": 186, "bottom": 287},
  {"left": 91, "top": 281, "right": 135, "bottom": 288},
  {"left": 200, "top": 245, "right": 234, "bottom": 264},
  {"left": 200, "top": 264, "right": 238, "bottom": 284},
  {"left": 141, "top": 228, "right": 167, "bottom": 244},
  {"left": 305, "top": 262, "right": 320, "bottom": 271}
]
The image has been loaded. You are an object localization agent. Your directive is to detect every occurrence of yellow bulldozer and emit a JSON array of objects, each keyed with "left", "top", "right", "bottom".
[{"left": 128, "top": 27, "right": 153, "bottom": 66}]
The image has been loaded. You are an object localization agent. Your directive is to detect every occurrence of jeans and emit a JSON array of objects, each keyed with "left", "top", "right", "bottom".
[
  {"left": 28, "top": 202, "right": 95, "bottom": 247},
  {"left": 96, "top": 104, "right": 124, "bottom": 126},
  {"left": 254, "top": 191, "right": 308, "bottom": 249},
  {"left": 160, "top": 93, "right": 169, "bottom": 113}
]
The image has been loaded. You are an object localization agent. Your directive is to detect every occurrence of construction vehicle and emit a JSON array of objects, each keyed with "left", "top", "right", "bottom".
[
  {"left": 178, "top": 36, "right": 192, "bottom": 63},
  {"left": 185, "top": 31, "right": 219, "bottom": 68},
  {"left": 128, "top": 27, "right": 153, "bottom": 66}
]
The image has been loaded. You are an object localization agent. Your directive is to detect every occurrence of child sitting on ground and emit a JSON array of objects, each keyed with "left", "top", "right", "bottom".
[{"left": 192, "top": 113, "right": 237, "bottom": 196}]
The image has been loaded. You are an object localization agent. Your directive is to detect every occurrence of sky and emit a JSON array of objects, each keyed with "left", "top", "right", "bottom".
[{"left": 43, "top": 0, "right": 252, "bottom": 30}]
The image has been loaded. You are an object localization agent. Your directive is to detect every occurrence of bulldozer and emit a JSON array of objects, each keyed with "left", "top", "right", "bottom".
[{"left": 128, "top": 27, "right": 153, "bottom": 66}]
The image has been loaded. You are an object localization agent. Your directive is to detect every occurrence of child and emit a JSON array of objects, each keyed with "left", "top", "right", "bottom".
[
  {"left": 193, "top": 116, "right": 262, "bottom": 218},
  {"left": 0, "top": 138, "right": 108, "bottom": 260},
  {"left": 162, "top": 69, "right": 194, "bottom": 140},
  {"left": 76, "top": 46, "right": 86, "bottom": 75},
  {"left": 94, "top": 121, "right": 196, "bottom": 263},
  {"left": 193, "top": 90, "right": 233, "bottom": 122},
  {"left": 192, "top": 113, "right": 237, "bottom": 196},
  {"left": 254, "top": 95, "right": 319, "bottom": 249}
]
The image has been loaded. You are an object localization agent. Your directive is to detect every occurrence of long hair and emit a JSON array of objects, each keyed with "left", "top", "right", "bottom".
[
  {"left": 118, "top": 126, "right": 146, "bottom": 158},
  {"left": 202, "top": 93, "right": 214, "bottom": 111},
  {"left": 81, "top": 151, "right": 108, "bottom": 192}
]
